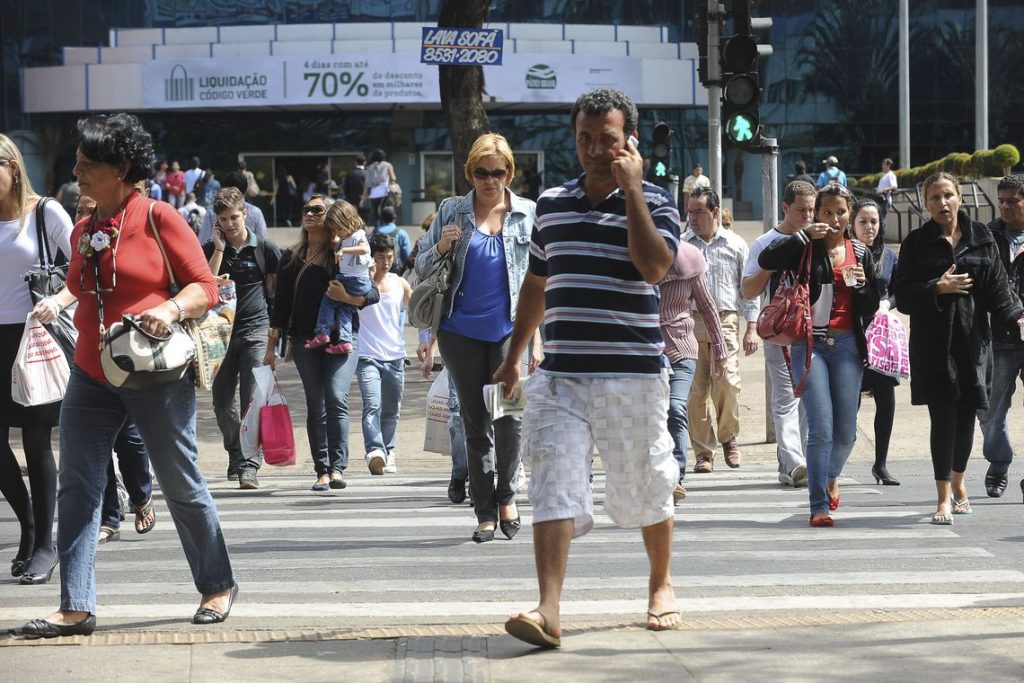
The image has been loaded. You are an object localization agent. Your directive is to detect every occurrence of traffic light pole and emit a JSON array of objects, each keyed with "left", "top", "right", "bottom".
[
  {"left": 760, "top": 136, "right": 779, "bottom": 443},
  {"left": 706, "top": 0, "right": 723, "bottom": 199}
]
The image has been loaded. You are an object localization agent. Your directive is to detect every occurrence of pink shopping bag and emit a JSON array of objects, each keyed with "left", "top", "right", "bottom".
[
  {"left": 260, "top": 378, "right": 296, "bottom": 466},
  {"left": 865, "top": 311, "right": 910, "bottom": 379}
]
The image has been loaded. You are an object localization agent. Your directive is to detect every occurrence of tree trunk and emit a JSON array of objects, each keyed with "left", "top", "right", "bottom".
[{"left": 438, "top": 0, "right": 491, "bottom": 196}]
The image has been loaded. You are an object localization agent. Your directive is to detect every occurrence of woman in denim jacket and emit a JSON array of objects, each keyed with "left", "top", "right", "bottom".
[{"left": 416, "top": 133, "right": 542, "bottom": 543}]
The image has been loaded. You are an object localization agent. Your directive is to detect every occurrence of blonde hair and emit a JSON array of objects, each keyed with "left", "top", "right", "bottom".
[
  {"left": 0, "top": 133, "right": 39, "bottom": 231},
  {"left": 464, "top": 133, "right": 515, "bottom": 183},
  {"left": 324, "top": 199, "right": 364, "bottom": 239}
]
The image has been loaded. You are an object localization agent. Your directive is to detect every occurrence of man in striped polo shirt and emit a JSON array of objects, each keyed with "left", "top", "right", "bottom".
[{"left": 494, "top": 88, "right": 682, "bottom": 648}]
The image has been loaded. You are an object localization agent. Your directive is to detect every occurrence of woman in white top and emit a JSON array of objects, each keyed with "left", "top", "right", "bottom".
[
  {"left": 0, "top": 133, "right": 74, "bottom": 583},
  {"left": 361, "top": 148, "right": 397, "bottom": 228},
  {"left": 356, "top": 232, "right": 412, "bottom": 475}
]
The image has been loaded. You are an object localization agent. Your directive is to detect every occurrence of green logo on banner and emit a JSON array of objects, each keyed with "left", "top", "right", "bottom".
[{"left": 525, "top": 64, "right": 556, "bottom": 90}]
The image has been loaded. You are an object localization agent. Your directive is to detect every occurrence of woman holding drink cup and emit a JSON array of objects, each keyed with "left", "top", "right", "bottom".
[{"left": 758, "top": 183, "right": 880, "bottom": 527}]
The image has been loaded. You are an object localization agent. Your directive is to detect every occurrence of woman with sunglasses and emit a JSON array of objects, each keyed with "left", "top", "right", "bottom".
[
  {"left": 416, "top": 133, "right": 541, "bottom": 543},
  {"left": 894, "top": 172, "right": 1024, "bottom": 524},
  {"left": 16, "top": 114, "right": 236, "bottom": 639},
  {"left": 265, "top": 195, "right": 379, "bottom": 491},
  {"left": 758, "top": 184, "right": 880, "bottom": 527},
  {"left": 0, "top": 134, "right": 74, "bottom": 586}
]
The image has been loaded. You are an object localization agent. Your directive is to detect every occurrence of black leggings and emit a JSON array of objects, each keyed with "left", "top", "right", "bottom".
[
  {"left": 926, "top": 402, "right": 975, "bottom": 481},
  {"left": 868, "top": 384, "right": 895, "bottom": 468},
  {"left": 0, "top": 426, "right": 57, "bottom": 568}
]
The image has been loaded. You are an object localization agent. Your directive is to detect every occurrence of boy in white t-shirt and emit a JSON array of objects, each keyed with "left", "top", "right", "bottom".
[{"left": 306, "top": 202, "right": 372, "bottom": 355}]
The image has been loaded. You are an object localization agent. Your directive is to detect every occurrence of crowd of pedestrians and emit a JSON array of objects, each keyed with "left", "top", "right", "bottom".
[{"left": 3, "top": 90, "right": 1024, "bottom": 648}]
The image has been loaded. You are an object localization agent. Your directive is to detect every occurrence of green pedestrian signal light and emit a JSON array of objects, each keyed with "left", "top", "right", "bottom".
[
  {"left": 726, "top": 112, "right": 756, "bottom": 144},
  {"left": 654, "top": 160, "right": 668, "bottom": 177}
]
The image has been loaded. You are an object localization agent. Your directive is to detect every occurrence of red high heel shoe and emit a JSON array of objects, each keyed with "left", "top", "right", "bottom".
[
  {"left": 809, "top": 515, "right": 834, "bottom": 527},
  {"left": 828, "top": 490, "right": 840, "bottom": 511}
]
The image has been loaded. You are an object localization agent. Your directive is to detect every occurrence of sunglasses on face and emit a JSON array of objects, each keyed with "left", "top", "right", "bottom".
[
  {"left": 302, "top": 205, "right": 326, "bottom": 216},
  {"left": 472, "top": 168, "right": 508, "bottom": 180}
]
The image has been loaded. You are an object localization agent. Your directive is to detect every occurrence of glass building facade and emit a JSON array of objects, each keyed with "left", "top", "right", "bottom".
[{"left": 3, "top": 1, "right": 1021, "bottom": 215}]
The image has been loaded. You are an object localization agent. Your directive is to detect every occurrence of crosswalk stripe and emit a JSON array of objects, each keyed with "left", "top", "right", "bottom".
[{"left": 5, "top": 593, "right": 1024, "bottom": 622}]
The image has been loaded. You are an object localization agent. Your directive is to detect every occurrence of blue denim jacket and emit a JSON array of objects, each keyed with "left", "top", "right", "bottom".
[{"left": 414, "top": 189, "right": 536, "bottom": 322}]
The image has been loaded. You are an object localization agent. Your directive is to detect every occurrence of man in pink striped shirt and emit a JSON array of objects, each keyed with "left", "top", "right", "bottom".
[{"left": 659, "top": 245, "right": 728, "bottom": 501}]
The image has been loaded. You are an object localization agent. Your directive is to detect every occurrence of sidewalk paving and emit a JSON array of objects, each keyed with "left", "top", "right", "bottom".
[{"left": 4, "top": 613, "right": 1023, "bottom": 682}]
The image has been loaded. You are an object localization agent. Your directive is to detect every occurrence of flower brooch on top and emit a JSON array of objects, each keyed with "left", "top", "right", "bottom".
[{"left": 78, "top": 217, "right": 119, "bottom": 258}]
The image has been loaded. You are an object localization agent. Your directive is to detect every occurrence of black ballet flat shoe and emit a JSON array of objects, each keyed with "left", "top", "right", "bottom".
[
  {"left": 18, "top": 614, "right": 95, "bottom": 639},
  {"left": 871, "top": 465, "right": 901, "bottom": 486},
  {"left": 19, "top": 552, "right": 58, "bottom": 585},
  {"left": 1020, "top": 478, "right": 1024, "bottom": 504},
  {"left": 499, "top": 516, "right": 522, "bottom": 540},
  {"left": 193, "top": 583, "right": 238, "bottom": 625},
  {"left": 10, "top": 556, "right": 31, "bottom": 578},
  {"left": 472, "top": 526, "right": 495, "bottom": 543}
]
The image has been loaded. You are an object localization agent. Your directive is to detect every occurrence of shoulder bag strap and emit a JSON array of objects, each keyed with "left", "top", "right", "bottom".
[
  {"left": 283, "top": 247, "right": 325, "bottom": 336},
  {"left": 147, "top": 201, "right": 180, "bottom": 293},
  {"left": 785, "top": 241, "right": 815, "bottom": 398},
  {"left": 34, "top": 197, "right": 53, "bottom": 269}
]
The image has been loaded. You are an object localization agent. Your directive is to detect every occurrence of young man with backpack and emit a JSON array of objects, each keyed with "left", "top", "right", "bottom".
[{"left": 203, "top": 187, "right": 282, "bottom": 489}]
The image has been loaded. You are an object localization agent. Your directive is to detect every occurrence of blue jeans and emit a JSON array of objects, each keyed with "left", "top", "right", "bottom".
[
  {"left": 58, "top": 366, "right": 234, "bottom": 613},
  {"left": 790, "top": 332, "right": 863, "bottom": 515},
  {"left": 100, "top": 421, "right": 153, "bottom": 529},
  {"left": 356, "top": 357, "right": 404, "bottom": 454},
  {"left": 667, "top": 358, "right": 697, "bottom": 479},
  {"left": 978, "top": 345, "right": 1024, "bottom": 468},
  {"left": 314, "top": 275, "right": 372, "bottom": 343},
  {"left": 212, "top": 330, "right": 268, "bottom": 474},
  {"left": 448, "top": 379, "right": 468, "bottom": 480},
  {"left": 291, "top": 336, "right": 360, "bottom": 476}
]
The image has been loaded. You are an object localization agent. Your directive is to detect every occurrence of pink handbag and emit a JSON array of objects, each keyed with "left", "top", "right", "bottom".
[{"left": 260, "top": 379, "right": 296, "bottom": 466}]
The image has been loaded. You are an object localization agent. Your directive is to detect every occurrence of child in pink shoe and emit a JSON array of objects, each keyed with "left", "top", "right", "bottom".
[{"left": 306, "top": 201, "right": 372, "bottom": 354}]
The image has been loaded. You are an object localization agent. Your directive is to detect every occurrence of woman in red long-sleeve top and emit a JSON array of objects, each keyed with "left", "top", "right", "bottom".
[{"left": 16, "top": 114, "right": 237, "bottom": 640}]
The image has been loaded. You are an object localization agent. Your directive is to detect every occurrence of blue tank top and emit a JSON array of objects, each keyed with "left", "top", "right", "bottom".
[{"left": 440, "top": 228, "right": 512, "bottom": 342}]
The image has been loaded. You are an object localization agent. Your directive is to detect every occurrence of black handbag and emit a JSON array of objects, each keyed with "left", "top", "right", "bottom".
[{"left": 24, "top": 197, "right": 77, "bottom": 360}]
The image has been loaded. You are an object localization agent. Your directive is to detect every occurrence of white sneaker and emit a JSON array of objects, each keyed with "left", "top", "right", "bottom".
[
  {"left": 779, "top": 465, "right": 808, "bottom": 488},
  {"left": 366, "top": 449, "right": 386, "bottom": 476},
  {"left": 383, "top": 450, "right": 397, "bottom": 474}
]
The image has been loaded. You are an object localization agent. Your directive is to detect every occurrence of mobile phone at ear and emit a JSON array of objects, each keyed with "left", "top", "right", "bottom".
[{"left": 628, "top": 134, "right": 639, "bottom": 149}]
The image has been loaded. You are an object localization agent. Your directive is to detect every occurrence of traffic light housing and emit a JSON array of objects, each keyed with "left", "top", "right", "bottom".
[
  {"left": 720, "top": 0, "right": 772, "bottom": 151},
  {"left": 649, "top": 122, "right": 671, "bottom": 186}
]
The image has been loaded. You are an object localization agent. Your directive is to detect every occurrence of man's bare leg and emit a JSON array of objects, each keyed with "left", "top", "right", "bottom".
[
  {"left": 508, "top": 518, "right": 574, "bottom": 639},
  {"left": 642, "top": 517, "right": 681, "bottom": 630}
]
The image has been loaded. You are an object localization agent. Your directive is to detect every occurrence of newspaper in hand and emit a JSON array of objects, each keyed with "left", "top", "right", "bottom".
[{"left": 482, "top": 379, "right": 527, "bottom": 420}]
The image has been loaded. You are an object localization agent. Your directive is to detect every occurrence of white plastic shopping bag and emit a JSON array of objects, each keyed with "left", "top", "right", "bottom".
[
  {"left": 11, "top": 313, "right": 70, "bottom": 407},
  {"left": 423, "top": 368, "right": 451, "bottom": 455},
  {"left": 240, "top": 364, "right": 278, "bottom": 460}
]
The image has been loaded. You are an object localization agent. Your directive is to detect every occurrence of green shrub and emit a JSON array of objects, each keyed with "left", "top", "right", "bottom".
[{"left": 993, "top": 144, "right": 1021, "bottom": 174}]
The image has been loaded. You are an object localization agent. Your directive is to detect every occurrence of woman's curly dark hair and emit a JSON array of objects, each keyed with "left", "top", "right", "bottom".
[{"left": 76, "top": 113, "right": 156, "bottom": 184}]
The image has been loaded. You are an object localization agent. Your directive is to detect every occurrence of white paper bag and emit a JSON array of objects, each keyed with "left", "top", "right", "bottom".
[
  {"left": 240, "top": 364, "right": 278, "bottom": 460},
  {"left": 423, "top": 368, "right": 451, "bottom": 455},
  {"left": 11, "top": 314, "right": 70, "bottom": 407}
]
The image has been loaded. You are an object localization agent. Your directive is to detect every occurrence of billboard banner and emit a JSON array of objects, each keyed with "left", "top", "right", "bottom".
[
  {"left": 141, "top": 53, "right": 643, "bottom": 109},
  {"left": 143, "top": 54, "right": 440, "bottom": 108}
]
